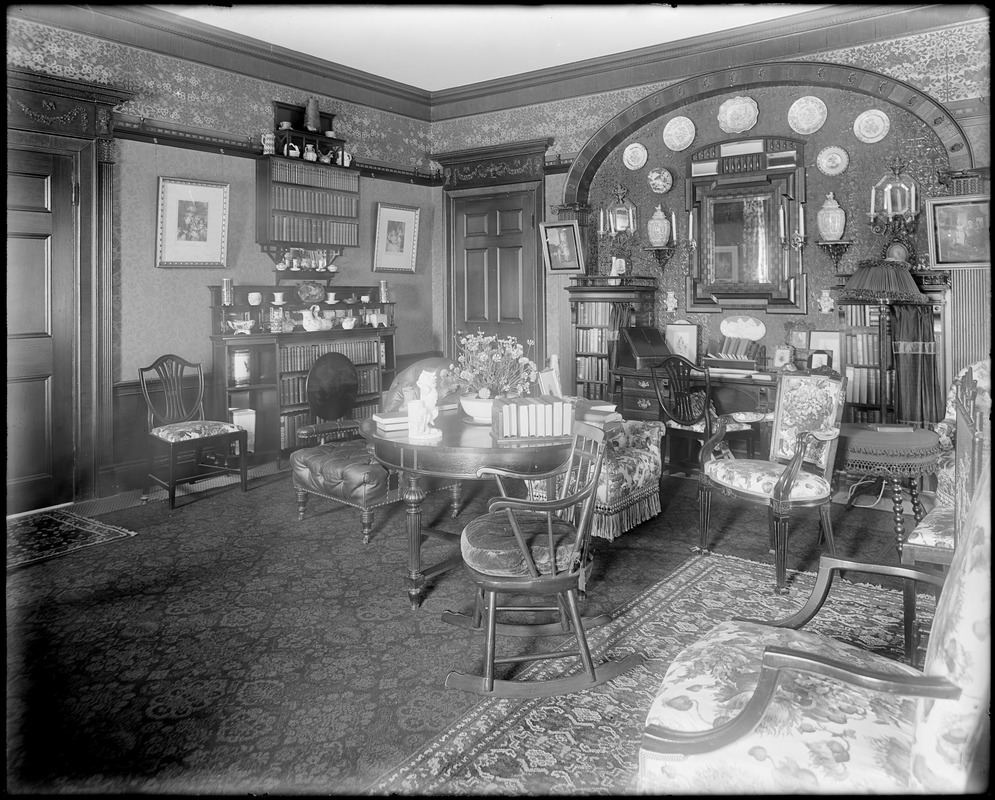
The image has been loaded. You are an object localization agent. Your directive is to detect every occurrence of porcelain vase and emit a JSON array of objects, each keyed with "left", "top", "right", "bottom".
[
  {"left": 647, "top": 205, "right": 672, "bottom": 247},
  {"left": 459, "top": 394, "right": 495, "bottom": 424},
  {"left": 817, "top": 193, "right": 846, "bottom": 241}
]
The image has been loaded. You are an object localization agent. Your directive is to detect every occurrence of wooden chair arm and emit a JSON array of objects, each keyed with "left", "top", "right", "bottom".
[
  {"left": 641, "top": 645, "right": 959, "bottom": 756},
  {"left": 487, "top": 483, "right": 595, "bottom": 515},
  {"left": 736, "top": 554, "right": 946, "bottom": 631},
  {"left": 770, "top": 427, "right": 838, "bottom": 502}
]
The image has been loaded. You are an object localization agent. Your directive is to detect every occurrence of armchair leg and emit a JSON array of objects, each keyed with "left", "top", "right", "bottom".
[
  {"left": 449, "top": 483, "right": 462, "bottom": 518},
  {"left": 772, "top": 513, "right": 789, "bottom": 595},
  {"left": 818, "top": 503, "right": 837, "bottom": 555},
  {"left": 168, "top": 448, "right": 178, "bottom": 510},
  {"left": 697, "top": 485, "right": 712, "bottom": 554},
  {"left": 360, "top": 509, "right": 375, "bottom": 544},
  {"left": 142, "top": 443, "right": 155, "bottom": 503}
]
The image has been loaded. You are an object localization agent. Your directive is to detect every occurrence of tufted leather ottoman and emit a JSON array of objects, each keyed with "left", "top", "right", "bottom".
[{"left": 291, "top": 440, "right": 391, "bottom": 543}]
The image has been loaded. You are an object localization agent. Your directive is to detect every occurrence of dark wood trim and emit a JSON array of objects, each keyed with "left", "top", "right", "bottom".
[
  {"left": 432, "top": 139, "right": 553, "bottom": 191},
  {"left": 96, "top": 143, "right": 117, "bottom": 496},
  {"left": 563, "top": 60, "right": 977, "bottom": 209}
]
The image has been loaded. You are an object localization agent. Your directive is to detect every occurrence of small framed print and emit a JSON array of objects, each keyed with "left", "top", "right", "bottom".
[
  {"left": 788, "top": 329, "right": 809, "bottom": 349},
  {"left": 373, "top": 203, "right": 420, "bottom": 272},
  {"left": 539, "top": 221, "right": 585, "bottom": 274},
  {"left": 808, "top": 331, "right": 842, "bottom": 372},
  {"left": 772, "top": 345, "right": 794, "bottom": 369},
  {"left": 808, "top": 350, "right": 832, "bottom": 370},
  {"left": 665, "top": 323, "right": 698, "bottom": 363},
  {"left": 924, "top": 194, "right": 990, "bottom": 269},
  {"left": 155, "top": 177, "right": 230, "bottom": 268}
]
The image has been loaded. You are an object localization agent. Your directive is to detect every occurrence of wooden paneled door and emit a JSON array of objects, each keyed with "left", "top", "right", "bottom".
[
  {"left": 6, "top": 141, "right": 80, "bottom": 514},
  {"left": 449, "top": 184, "right": 544, "bottom": 360}
]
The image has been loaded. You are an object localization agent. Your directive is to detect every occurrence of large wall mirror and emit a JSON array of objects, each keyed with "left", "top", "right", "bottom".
[{"left": 687, "top": 137, "right": 807, "bottom": 314}]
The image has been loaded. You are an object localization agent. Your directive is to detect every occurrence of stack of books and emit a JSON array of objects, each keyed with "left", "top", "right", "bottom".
[
  {"left": 491, "top": 395, "right": 575, "bottom": 443},
  {"left": 703, "top": 337, "right": 764, "bottom": 372},
  {"left": 371, "top": 410, "right": 409, "bottom": 432}
]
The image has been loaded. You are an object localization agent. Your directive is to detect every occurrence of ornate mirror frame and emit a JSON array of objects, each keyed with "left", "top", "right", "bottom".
[{"left": 687, "top": 137, "right": 806, "bottom": 313}]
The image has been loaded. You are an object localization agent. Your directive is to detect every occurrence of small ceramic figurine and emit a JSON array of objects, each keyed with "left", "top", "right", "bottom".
[{"left": 407, "top": 371, "right": 443, "bottom": 440}]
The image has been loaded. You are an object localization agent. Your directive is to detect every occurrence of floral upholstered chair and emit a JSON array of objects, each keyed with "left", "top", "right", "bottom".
[
  {"left": 698, "top": 370, "right": 846, "bottom": 594},
  {"left": 638, "top": 462, "right": 991, "bottom": 794},
  {"left": 529, "top": 418, "right": 665, "bottom": 541}
]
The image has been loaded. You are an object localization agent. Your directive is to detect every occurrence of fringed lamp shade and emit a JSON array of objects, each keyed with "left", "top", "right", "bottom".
[{"left": 837, "top": 259, "right": 928, "bottom": 304}]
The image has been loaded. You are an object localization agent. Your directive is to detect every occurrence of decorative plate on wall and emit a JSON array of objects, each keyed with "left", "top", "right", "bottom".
[
  {"left": 817, "top": 146, "right": 850, "bottom": 176},
  {"left": 662, "top": 116, "right": 695, "bottom": 151},
  {"left": 647, "top": 167, "right": 674, "bottom": 194},
  {"left": 788, "top": 96, "right": 828, "bottom": 135},
  {"left": 853, "top": 109, "right": 890, "bottom": 143},
  {"left": 717, "top": 96, "right": 759, "bottom": 134},
  {"left": 622, "top": 143, "right": 648, "bottom": 170}
]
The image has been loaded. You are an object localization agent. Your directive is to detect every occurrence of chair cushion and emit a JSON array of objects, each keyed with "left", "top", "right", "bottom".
[
  {"left": 461, "top": 511, "right": 578, "bottom": 577},
  {"left": 638, "top": 618, "right": 920, "bottom": 793},
  {"left": 150, "top": 421, "right": 242, "bottom": 442},
  {"left": 704, "top": 459, "right": 831, "bottom": 501},
  {"left": 905, "top": 505, "right": 956, "bottom": 550},
  {"left": 290, "top": 441, "right": 389, "bottom": 505},
  {"left": 665, "top": 419, "right": 753, "bottom": 434}
]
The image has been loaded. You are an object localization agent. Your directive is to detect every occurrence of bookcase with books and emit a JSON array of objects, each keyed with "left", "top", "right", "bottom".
[
  {"left": 209, "top": 284, "right": 396, "bottom": 462},
  {"left": 839, "top": 302, "right": 895, "bottom": 423},
  {"left": 566, "top": 276, "right": 657, "bottom": 401}
]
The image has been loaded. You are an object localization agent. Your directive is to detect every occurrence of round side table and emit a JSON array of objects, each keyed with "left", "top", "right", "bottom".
[{"left": 836, "top": 423, "right": 941, "bottom": 556}]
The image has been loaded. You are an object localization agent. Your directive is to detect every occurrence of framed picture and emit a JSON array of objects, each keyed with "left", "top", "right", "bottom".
[
  {"left": 808, "top": 330, "right": 842, "bottom": 372},
  {"left": 788, "top": 329, "right": 809, "bottom": 350},
  {"left": 808, "top": 350, "right": 831, "bottom": 370},
  {"left": 712, "top": 245, "right": 739, "bottom": 282},
  {"left": 665, "top": 323, "right": 698, "bottom": 363},
  {"left": 772, "top": 345, "right": 794, "bottom": 369},
  {"left": 373, "top": 203, "right": 420, "bottom": 272},
  {"left": 155, "top": 178, "right": 229, "bottom": 268},
  {"left": 539, "top": 221, "right": 585, "bottom": 274},
  {"left": 924, "top": 194, "right": 990, "bottom": 269}
]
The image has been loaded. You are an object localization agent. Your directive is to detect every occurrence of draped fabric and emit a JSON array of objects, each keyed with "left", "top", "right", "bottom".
[
  {"left": 890, "top": 304, "right": 942, "bottom": 425},
  {"left": 742, "top": 198, "right": 768, "bottom": 282}
]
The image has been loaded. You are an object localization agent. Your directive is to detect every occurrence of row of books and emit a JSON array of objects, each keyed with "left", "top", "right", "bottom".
[
  {"left": 279, "top": 340, "right": 380, "bottom": 372},
  {"left": 845, "top": 333, "right": 884, "bottom": 367},
  {"left": 844, "top": 408, "right": 889, "bottom": 424},
  {"left": 575, "top": 356, "right": 609, "bottom": 383},
  {"left": 706, "top": 336, "right": 761, "bottom": 359},
  {"left": 573, "top": 302, "right": 614, "bottom": 327},
  {"left": 270, "top": 160, "right": 360, "bottom": 192},
  {"left": 271, "top": 186, "right": 358, "bottom": 218},
  {"left": 844, "top": 366, "right": 894, "bottom": 406},
  {"left": 279, "top": 365, "right": 380, "bottom": 406},
  {"left": 491, "top": 396, "right": 621, "bottom": 441},
  {"left": 269, "top": 215, "right": 359, "bottom": 246},
  {"left": 574, "top": 327, "right": 611, "bottom": 354},
  {"left": 841, "top": 305, "right": 883, "bottom": 326}
]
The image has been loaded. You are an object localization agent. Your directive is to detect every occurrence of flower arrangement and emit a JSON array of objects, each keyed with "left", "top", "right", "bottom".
[{"left": 454, "top": 330, "right": 539, "bottom": 399}]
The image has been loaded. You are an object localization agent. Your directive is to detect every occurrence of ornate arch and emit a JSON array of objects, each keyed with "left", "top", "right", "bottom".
[{"left": 562, "top": 61, "right": 974, "bottom": 209}]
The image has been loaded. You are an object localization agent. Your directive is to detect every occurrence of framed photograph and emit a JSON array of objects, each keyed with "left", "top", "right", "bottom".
[
  {"left": 155, "top": 178, "right": 229, "bottom": 268},
  {"left": 924, "top": 194, "right": 990, "bottom": 269},
  {"left": 772, "top": 345, "right": 794, "bottom": 369},
  {"left": 539, "top": 221, "right": 585, "bottom": 274},
  {"left": 808, "top": 350, "right": 831, "bottom": 370},
  {"left": 665, "top": 323, "right": 698, "bottom": 363},
  {"left": 373, "top": 203, "right": 420, "bottom": 272},
  {"left": 788, "top": 329, "right": 809, "bottom": 350},
  {"left": 712, "top": 245, "right": 739, "bottom": 282},
  {"left": 808, "top": 330, "right": 842, "bottom": 372}
]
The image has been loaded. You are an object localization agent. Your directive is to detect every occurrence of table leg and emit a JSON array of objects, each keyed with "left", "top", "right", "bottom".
[
  {"left": 404, "top": 472, "right": 427, "bottom": 609},
  {"left": 909, "top": 477, "right": 925, "bottom": 524},
  {"left": 889, "top": 477, "right": 906, "bottom": 555}
]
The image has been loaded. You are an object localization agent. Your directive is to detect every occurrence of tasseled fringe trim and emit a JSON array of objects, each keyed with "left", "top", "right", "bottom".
[{"left": 592, "top": 491, "right": 662, "bottom": 542}]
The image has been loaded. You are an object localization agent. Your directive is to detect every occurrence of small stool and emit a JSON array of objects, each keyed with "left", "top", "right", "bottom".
[{"left": 836, "top": 423, "right": 941, "bottom": 556}]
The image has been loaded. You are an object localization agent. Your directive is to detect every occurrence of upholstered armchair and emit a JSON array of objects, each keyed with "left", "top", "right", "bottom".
[
  {"left": 529, "top": 418, "right": 665, "bottom": 541},
  {"left": 638, "top": 464, "right": 991, "bottom": 794}
]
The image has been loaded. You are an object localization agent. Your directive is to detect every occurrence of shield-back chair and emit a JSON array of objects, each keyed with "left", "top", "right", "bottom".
[
  {"left": 138, "top": 353, "right": 248, "bottom": 510},
  {"left": 698, "top": 369, "right": 847, "bottom": 594},
  {"left": 441, "top": 420, "right": 646, "bottom": 697}
]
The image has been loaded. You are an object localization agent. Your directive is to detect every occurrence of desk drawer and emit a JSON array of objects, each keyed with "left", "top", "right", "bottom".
[
  {"left": 621, "top": 393, "right": 660, "bottom": 420},
  {"left": 621, "top": 375, "right": 656, "bottom": 395}
]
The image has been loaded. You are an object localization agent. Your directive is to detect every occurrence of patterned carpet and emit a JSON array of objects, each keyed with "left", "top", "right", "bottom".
[
  {"left": 371, "top": 553, "right": 931, "bottom": 795},
  {"left": 6, "top": 470, "right": 920, "bottom": 794},
  {"left": 6, "top": 510, "right": 137, "bottom": 569}
]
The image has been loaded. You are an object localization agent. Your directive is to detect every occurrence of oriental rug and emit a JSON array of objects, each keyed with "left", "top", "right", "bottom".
[
  {"left": 370, "top": 553, "right": 934, "bottom": 796},
  {"left": 6, "top": 509, "right": 137, "bottom": 569}
]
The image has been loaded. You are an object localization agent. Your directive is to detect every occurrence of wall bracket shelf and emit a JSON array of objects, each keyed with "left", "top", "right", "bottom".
[{"left": 816, "top": 240, "right": 854, "bottom": 274}]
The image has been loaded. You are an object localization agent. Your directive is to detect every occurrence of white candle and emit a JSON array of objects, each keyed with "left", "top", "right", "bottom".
[
  {"left": 688, "top": 210, "right": 693, "bottom": 240},
  {"left": 599, "top": 208, "right": 605, "bottom": 235},
  {"left": 628, "top": 206, "right": 634, "bottom": 232},
  {"left": 671, "top": 212, "right": 677, "bottom": 244},
  {"left": 870, "top": 186, "right": 876, "bottom": 216},
  {"left": 885, "top": 190, "right": 892, "bottom": 217},
  {"left": 779, "top": 204, "right": 785, "bottom": 239},
  {"left": 910, "top": 184, "right": 916, "bottom": 212},
  {"left": 799, "top": 207, "right": 805, "bottom": 237}
]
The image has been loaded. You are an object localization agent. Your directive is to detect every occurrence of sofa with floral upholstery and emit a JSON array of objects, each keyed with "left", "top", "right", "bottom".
[
  {"left": 529, "top": 418, "right": 665, "bottom": 541},
  {"left": 637, "top": 461, "right": 990, "bottom": 794}
]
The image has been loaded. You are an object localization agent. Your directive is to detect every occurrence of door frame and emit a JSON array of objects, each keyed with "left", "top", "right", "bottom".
[{"left": 443, "top": 180, "right": 546, "bottom": 362}]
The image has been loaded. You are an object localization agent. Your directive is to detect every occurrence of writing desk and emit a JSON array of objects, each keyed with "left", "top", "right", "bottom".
[{"left": 360, "top": 412, "right": 573, "bottom": 609}]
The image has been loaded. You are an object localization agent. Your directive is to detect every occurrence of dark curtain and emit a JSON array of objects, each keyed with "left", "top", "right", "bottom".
[{"left": 890, "top": 304, "right": 942, "bottom": 425}]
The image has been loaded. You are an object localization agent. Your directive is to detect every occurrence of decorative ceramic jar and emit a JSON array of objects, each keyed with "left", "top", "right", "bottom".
[
  {"left": 303, "top": 144, "right": 318, "bottom": 162},
  {"left": 647, "top": 205, "right": 672, "bottom": 247},
  {"left": 817, "top": 192, "right": 846, "bottom": 241},
  {"left": 459, "top": 394, "right": 495, "bottom": 424}
]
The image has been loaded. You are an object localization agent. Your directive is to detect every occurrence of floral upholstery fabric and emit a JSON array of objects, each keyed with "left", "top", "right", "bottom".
[
  {"left": 637, "top": 463, "right": 991, "bottom": 795},
  {"left": 931, "top": 359, "right": 990, "bottom": 507},
  {"left": 703, "top": 458, "right": 831, "bottom": 501},
  {"left": 528, "top": 420, "right": 664, "bottom": 541},
  {"left": 151, "top": 420, "right": 243, "bottom": 442},
  {"left": 769, "top": 375, "right": 845, "bottom": 472},
  {"left": 905, "top": 505, "right": 956, "bottom": 550}
]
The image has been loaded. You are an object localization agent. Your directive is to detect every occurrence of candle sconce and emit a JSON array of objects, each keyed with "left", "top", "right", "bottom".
[
  {"left": 867, "top": 154, "right": 920, "bottom": 263},
  {"left": 780, "top": 231, "right": 808, "bottom": 252},
  {"left": 597, "top": 182, "right": 637, "bottom": 240}
]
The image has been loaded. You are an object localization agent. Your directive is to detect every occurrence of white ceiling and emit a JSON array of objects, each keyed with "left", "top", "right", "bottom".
[{"left": 152, "top": 4, "right": 828, "bottom": 92}]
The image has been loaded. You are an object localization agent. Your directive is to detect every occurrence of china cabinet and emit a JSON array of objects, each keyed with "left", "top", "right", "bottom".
[{"left": 209, "top": 283, "right": 396, "bottom": 460}]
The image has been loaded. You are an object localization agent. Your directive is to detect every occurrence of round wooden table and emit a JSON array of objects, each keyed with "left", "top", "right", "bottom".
[
  {"left": 360, "top": 411, "right": 573, "bottom": 608},
  {"left": 836, "top": 423, "right": 941, "bottom": 555}
]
